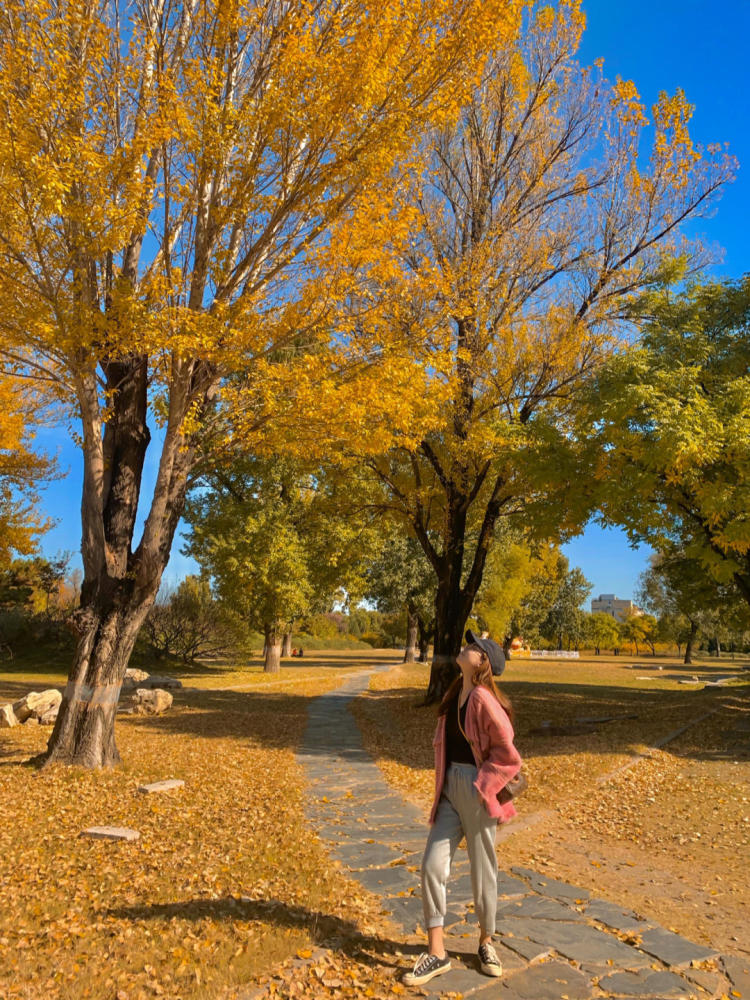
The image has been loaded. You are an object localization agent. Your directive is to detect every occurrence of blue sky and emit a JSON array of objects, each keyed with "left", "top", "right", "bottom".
[{"left": 29, "top": 0, "right": 750, "bottom": 603}]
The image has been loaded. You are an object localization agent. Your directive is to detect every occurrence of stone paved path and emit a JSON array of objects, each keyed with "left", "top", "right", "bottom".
[{"left": 298, "top": 669, "right": 748, "bottom": 999}]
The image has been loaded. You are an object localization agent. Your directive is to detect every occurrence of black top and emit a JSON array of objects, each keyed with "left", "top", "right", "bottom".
[{"left": 445, "top": 693, "right": 475, "bottom": 766}]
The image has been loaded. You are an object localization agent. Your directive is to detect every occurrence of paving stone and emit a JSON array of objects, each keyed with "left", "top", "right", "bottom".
[
  {"left": 721, "top": 955, "right": 750, "bottom": 996},
  {"left": 80, "top": 826, "right": 140, "bottom": 842},
  {"left": 448, "top": 874, "right": 475, "bottom": 902},
  {"left": 597, "top": 969, "right": 696, "bottom": 997},
  {"left": 333, "top": 843, "right": 405, "bottom": 868},
  {"left": 584, "top": 898, "right": 652, "bottom": 933},
  {"left": 497, "top": 895, "right": 584, "bottom": 921},
  {"left": 381, "top": 898, "right": 424, "bottom": 933},
  {"left": 499, "top": 936, "right": 553, "bottom": 963},
  {"left": 681, "top": 966, "right": 726, "bottom": 994},
  {"left": 500, "top": 959, "right": 593, "bottom": 999},
  {"left": 510, "top": 866, "right": 590, "bottom": 902},
  {"left": 356, "top": 866, "right": 419, "bottom": 892},
  {"left": 496, "top": 873, "right": 530, "bottom": 897},
  {"left": 440, "top": 936, "right": 526, "bottom": 975},
  {"left": 416, "top": 965, "right": 492, "bottom": 996},
  {"left": 496, "top": 917, "right": 652, "bottom": 969},
  {"left": 137, "top": 779, "right": 184, "bottom": 794},
  {"left": 637, "top": 927, "right": 720, "bottom": 969}
]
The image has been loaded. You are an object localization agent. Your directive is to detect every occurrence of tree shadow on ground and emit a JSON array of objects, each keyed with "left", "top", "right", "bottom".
[{"left": 105, "top": 894, "right": 418, "bottom": 972}]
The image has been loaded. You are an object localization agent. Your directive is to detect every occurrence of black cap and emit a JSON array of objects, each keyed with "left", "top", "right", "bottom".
[{"left": 465, "top": 630, "right": 506, "bottom": 676}]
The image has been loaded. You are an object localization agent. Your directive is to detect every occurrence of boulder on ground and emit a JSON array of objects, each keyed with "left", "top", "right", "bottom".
[
  {"left": 131, "top": 688, "right": 173, "bottom": 715},
  {"left": 140, "top": 675, "right": 182, "bottom": 690},
  {"left": 12, "top": 689, "right": 62, "bottom": 724},
  {"left": 121, "top": 668, "right": 150, "bottom": 691},
  {"left": 0, "top": 703, "right": 17, "bottom": 727}
]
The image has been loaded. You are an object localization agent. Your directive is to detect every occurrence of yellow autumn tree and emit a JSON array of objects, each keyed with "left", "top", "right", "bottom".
[
  {"left": 328, "top": 0, "right": 735, "bottom": 700},
  {"left": 0, "top": 0, "right": 522, "bottom": 765},
  {"left": 0, "top": 375, "right": 56, "bottom": 565}
]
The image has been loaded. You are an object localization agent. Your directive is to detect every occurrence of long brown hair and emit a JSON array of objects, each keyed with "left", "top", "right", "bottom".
[{"left": 437, "top": 652, "right": 514, "bottom": 725}]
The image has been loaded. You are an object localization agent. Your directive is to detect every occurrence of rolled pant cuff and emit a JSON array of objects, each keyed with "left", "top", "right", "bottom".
[{"left": 426, "top": 916, "right": 444, "bottom": 929}]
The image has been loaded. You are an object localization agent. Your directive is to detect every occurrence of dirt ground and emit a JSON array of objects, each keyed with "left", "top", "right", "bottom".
[{"left": 351, "top": 655, "right": 750, "bottom": 959}]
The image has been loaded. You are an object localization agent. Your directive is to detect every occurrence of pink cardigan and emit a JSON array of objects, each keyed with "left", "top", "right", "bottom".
[{"left": 429, "top": 685, "right": 522, "bottom": 825}]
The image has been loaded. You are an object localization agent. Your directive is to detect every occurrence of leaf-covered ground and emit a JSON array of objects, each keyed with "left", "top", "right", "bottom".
[
  {"left": 352, "top": 656, "right": 750, "bottom": 959},
  {"left": 0, "top": 653, "right": 413, "bottom": 1000}
]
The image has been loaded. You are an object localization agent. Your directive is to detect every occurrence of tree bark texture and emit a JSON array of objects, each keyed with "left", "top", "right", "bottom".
[
  {"left": 282, "top": 633, "right": 292, "bottom": 657},
  {"left": 417, "top": 617, "right": 432, "bottom": 662},
  {"left": 403, "top": 608, "right": 418, "bottom": 663},
  {"left": 264, "top": 625, "right": 282, "bottom": 673},
  {"left": 46, "top": 604, "right": 150, "bottom": 767},
  {"left": 684, "top": 620, "right": 699, "bottom": 665},
  {"left": 45, "top": 357, "right": 215, "bottom": 767},
  {"left": 414, "top": 454, "right": 509, "bottom": 704}
]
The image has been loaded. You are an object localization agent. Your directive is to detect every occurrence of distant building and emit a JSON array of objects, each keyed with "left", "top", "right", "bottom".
[{"left": 591, "top": 594, "right": 641, "bottom": 623}]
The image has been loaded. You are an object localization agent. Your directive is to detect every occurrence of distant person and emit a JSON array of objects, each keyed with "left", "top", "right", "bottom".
[
  {"left": 291, "top": 648, "right": 298, "bottom": 657},
  {"left": 402, "top": 630, "right": 521, "bottom": 987},
  {"left": 298, "top": 647, "right": 303, "bottom": 657}
]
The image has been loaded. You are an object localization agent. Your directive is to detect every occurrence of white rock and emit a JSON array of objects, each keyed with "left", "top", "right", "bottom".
[
  {"left": 0, "top": 704, "right": 17, "bottom": 727},
  {"left": 138, "top": 779, "right": 185, "bottom": 794},
  {"left": 12, "top": 689, "right": 62, "bottom": 723},
  {"left": 80, "top": 826, "right": 140, "bottom": 842},
  {"left": 38, "top": 704, "right": 60, "bottom": 725},
  {"left": 121, "top": 668, "right": 150, "bottom": 691},
  {"left": 131, "top": 688, "right": 173, "bottom": 715},
  {"left": 140, "top": 675, "right": 182, "bottom": 690}
]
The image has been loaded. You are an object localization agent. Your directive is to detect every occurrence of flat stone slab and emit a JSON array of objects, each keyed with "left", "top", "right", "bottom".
[
  {"left": 81, "top": 826, "right": 140, "bottom": 842},
  {"left": 637, "top": 927, "right": 720, "bottom": 968},
  {"left": 356, "top": 866, "right": 419, "bottom": 892},
  {"left": 137, "top": 779, "right": 184, "bottom": 794},
  {"left": 332, "top": 842, "right": 404, "bottom": 868},
  {"left": 510, "top": 866, "right": 590, "bottom": 901},
  {"left": 722, "top": 955, "right": 750, "bottom": 997},
  {"left": 498, "top": 895, "right": 584, "bottom": 921},
  {"left": 597, "top": 969, "right": 695, "bottom": 998},
  {"left": 584, "top": 898, "right": 652, "bottom": 933},
  {"left": 501, "top": 959, "right": 593, "bottom": 999},
  {"left": 496, "top": 873, "right": 530, "bottom": 897},
  {"left": 500, "top": 936, "right": 553, "bottom": 963},
  {"left": 497, "top": 917, "right": 652, "bottom": 969},
  {"left": 416, "top": 965, "right": 492, "bottom": 996}
]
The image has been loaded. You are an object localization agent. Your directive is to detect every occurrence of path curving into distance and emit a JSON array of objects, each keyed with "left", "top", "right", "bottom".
[{"left": 296, "top": 667, "right": 748, "bottom": 999}]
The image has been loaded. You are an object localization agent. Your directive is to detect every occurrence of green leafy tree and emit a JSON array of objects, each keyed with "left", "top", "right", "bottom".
[
  {"left": 364, "top": 532, "right": 436, "bottom": 662},
  {"left": 591, "top": 277, "right": 750, "bottom": 613},
  {"left": 185, "top": 458, "right": 374, "bottom": 671},
  {"left": 540, "top": 564, "right": 593, "bottom": 650},
  {"left": 585, "top": 612, "right": 622, "bottom": 655},
  {"left": 636, "top": 550, "right": 748, "bottom": 663}
]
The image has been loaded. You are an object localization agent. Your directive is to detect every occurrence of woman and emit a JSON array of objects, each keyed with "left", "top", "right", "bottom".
[{"left": 403, "top": 631, "right": 522, "bottom": 987}]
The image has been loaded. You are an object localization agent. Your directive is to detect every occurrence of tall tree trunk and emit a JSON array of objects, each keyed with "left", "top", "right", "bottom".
[
  {"left": 714, "top": 637, "right": 721, "bottom": 657},
  {"left": 46, "top": 603, "right": 151, "bottom": 767},
  {"left": 264, "top": 625, "right": 282, "bottom": 673},
  {"left": 282, "top": 632, "right": 292, "bottom": 657},
  {"left": 44, "top": 358, "right": 214, "bottom": 768},
  {"left": 425, "top": 573, "right": 464, "bottom": 704},
  {"left": 417, "top": 616, "right": 432, "bottom": 662},
  {"left": 403, "top": 606, "right": 418, "bottom": 663},
  {"left": 684, "top": 620, "right": 699, "bottom": 665}
]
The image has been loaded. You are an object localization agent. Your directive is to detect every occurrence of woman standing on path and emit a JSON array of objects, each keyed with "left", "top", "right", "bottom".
[{"left": 403, "top": 631, "right": 522, "bottom": 987}]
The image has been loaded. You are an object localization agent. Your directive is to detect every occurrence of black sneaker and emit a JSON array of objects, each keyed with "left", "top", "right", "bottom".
[
  {"left": 478, "top": 941, "right": 503, "bottom": 977},
  {"left": 402, "top": 951, "right": 451, "bottom": 986}
]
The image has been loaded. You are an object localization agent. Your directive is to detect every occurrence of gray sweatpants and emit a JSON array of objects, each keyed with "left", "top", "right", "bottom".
[{"left": 421, "top": 762, "right": 498, "bottom": 934}]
